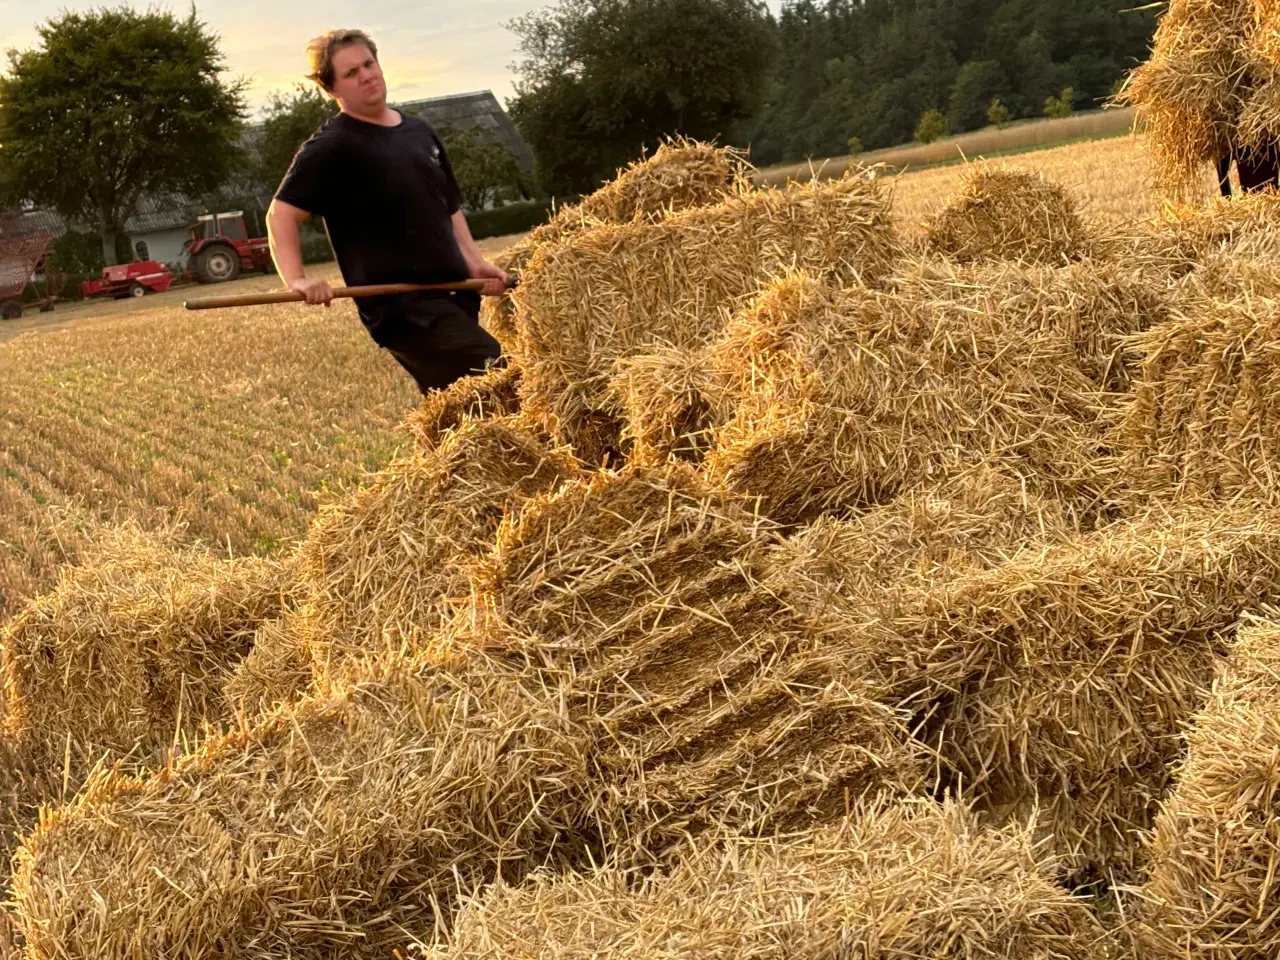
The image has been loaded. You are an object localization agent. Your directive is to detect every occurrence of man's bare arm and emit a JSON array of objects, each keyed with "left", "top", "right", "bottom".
[
  {"left": 267, "top": 199, "right": 334, "bottom": 305},
  {"left": 451, "top": 210, "right": 508, "bottom": 296}
]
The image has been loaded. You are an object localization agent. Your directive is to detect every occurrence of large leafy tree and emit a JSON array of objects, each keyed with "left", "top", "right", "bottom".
[
  {"left": 436, "top": 125, "right": 526, "bottom": 210},
  {"left": 0, "top": 7, "right": 246, "bottom": 264},
  {"left": 253, "top": 84, "right": 338, "bottom": 193},
  {"left": 509, "top": 0, "right": 775, "bottom": 195}
]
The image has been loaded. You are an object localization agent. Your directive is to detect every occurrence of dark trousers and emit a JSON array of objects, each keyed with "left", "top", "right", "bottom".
[
  {"left": 373, "top": 293, "right": 502, "bottom": 395},
  {"left": 1217, "top": 148, "right": 1280, "bottom": 197}
]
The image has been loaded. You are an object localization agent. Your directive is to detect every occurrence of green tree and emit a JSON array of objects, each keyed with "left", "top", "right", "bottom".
[
  {"left": 508, "top": 0, "right": 775, "bottom": 194},
  {"left": 0, "top": 7, "right": 247, "bottom": 264},
  {"left": 436, "top": 125, "right": 526, "bottom": 210},
  {"left": 846, "top": 135, "right": 863, "bottom": 156},
  {"left": 254, "top": 85, "right": 338, "bottom": 192},
  {"left": 914, "top": 108, "right": 950, "bottom": 145},
  {"left": 987, "top": 97, "right": 1010, "bottom": 128},
  {"left": 1044, "top": 86, "right": 1075, "bottom": 119},
  {"left": 948, "top": 60, "right": 1006, "bottom": 133}
]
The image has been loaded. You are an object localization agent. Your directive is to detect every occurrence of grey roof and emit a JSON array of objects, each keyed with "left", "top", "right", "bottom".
[
  {"left": 124, "top": 194, "right": 201, "bottom": 234},
  {"left": 0, "top": 208, "right": 67, "bottom": 240},
  {"left": 396, "top": 90, "right": 534, "bottom": 174}
]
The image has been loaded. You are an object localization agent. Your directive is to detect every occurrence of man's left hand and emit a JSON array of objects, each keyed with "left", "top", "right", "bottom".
[{"left": 471, "top": 260, "right": 509, "bottom": 297}]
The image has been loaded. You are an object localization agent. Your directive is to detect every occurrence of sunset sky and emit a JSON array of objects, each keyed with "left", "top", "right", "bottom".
[{"left": 1, "top": 0, "right": 784, "bottom": 115}]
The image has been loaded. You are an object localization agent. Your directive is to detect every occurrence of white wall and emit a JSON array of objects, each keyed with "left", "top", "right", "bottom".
[{"left": 128, "top": 228, "right": 190, "bottom": 267}]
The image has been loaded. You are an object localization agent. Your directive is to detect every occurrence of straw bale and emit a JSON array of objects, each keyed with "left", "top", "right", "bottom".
[
  {"left": 898, "top": 256, "right": 1171, "bottom": 391},
  {"left": 1118, "top": 192, "right": 1280, "bottom": 276},
  {"left": 608, "top": 344, "right": 726, "bottom": 465},
  {"left": 1121, "top": 0, "right": 1252, "bottom": 196},
  {"left": 464, "top": 464, "right": 923, "bottom": 837},
  {"left": 880, "top": 506, "right": 1280, "bottom": 881},
  {"left": 924, "top": 167, "right": 1091, "bottom": 265},
  {"left": 512, "top": 174, "right": 899, "bottom": 462},
  {"left": 1135, "top": 614, "right": 1280, "bottom": 959},
  {"left": 770, "top": 464, "right": 1072, "bottom": 627},
  {"left": 704, "top": 271, "right": 1111, "bottom": 525},
  {"left": 481, "top": 242, "right": 534, "bottom": 345},
  {"left": 1118, "top": 290, "right": 1280, "bottom": 504},
  {"left": 404, "top": 363, "right": 524, "bottom": 450},
  {"left": 436, "top": 799, "right": 1105, "bottom": 960},
  {"left": 482, "top": 140, "right": 749, "bottom": 346},
  {"left": 9, "top": 655, "right": 595, "bottom": 960},
  {"left": 220, "top": 612, "right": 314, "bottom": 717},
  {"left": 0, "top": 524, "right": 292, "bottom": 786},
  {"left": 569, "top": 137, "right": 750, "bottom": 226},
  {"left": 291, "top": 416, "right": 577, "bottom": 680}
]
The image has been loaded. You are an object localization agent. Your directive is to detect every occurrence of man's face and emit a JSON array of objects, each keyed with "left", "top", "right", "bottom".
[{"left": 330, "top": 43, "right": 386, "bottom": 111}]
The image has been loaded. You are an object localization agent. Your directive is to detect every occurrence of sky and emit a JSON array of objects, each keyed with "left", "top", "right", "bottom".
[{"left": 1, "top": 0, "right": 785, "bottom": 116}]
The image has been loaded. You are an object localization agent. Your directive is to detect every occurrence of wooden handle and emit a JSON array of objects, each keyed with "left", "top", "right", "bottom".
[{"left": 183, "top": 279, "right": 489, "bottom": 311}]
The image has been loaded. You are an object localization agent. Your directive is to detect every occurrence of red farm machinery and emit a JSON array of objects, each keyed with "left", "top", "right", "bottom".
[
  {"left": 0, "top": 232, "right": 58, "bottom": 320},
  {"left": 78, "top": 261, "right": 175, "bottom": 300},
  {"left": 184, "top": 210, "right": 272, "bottom": 284}
]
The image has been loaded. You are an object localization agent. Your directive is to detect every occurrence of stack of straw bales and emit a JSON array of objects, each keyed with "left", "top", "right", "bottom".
[
  {"left": 463, "top": 464, "right": 922, "bottom": 838},
  {"left": 1136, "top": 613, "right": 1280, "bottom": 959},
  {"left": 0, "top": 524, "right": 292, "bottom": 787},
  {"left": 10, "top": 655, "right": 593, "bottom": 960},
  {"left": 482, "top": 139, "right": 750, "bottom": 345},
  {"left": 1119, "top": 292, "right": 1280, "bottom": 504},
  {"left": 925, "top": 168, "right": 1092, "bottom": 264},
  {"left": 512, "top": 174, "right": 900, "bottom": 463},
  {"left": 1121, "top": 0, "right": 1252, "bottom": 197},
  {"left": 876, "top": 506, "right": 1280, "bottom": 880},
  {"left": 703, "top": 270, "right": 1111, "bottom": 524},
  {"left": 227, "top": 417, "right": 576, "bottom": 708},
  {"left": 436, "top": 800, "right": 1104, "bottom": 960}
]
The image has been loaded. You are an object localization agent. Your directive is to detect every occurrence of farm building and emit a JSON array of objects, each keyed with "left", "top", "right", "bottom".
[{"left": 396, "top": 90, "right": 535, "bottom": 175}]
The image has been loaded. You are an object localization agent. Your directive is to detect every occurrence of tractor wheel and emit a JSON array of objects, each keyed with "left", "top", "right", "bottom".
[
  {"left": 0, "top": 300, "right": 22, "bottom": 321},
  {"left": 129, "top": 283, "right": 146, "bottom": 298},
  {"left": 195, "top": 245, "right": 242, "bottom": 284}
]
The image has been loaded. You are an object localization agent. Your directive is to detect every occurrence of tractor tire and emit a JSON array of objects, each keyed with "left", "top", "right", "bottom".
[
  {"left": 195, "top": 244, "right": 242, "bottom": 284},
  {"left": 129, "top": 283, "right": 146, "bottom": 298},
  {"left": 0, "top": 300, "right": 22, "bottom": 321}
]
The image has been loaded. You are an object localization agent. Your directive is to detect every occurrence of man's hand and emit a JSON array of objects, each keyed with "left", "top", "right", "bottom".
[
  {"left": 470, "top": 260, "right": 510, "bottom": 297},
  {"left": 288, "top": 276, "right": 335, "bottom": 307}
]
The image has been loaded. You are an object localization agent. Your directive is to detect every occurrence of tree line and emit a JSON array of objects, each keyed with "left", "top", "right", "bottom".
[
  {"left": 510, "top": 0, "right": 1161, "bottom": 191},
  {"left": 0, "top": 2, "right": 1160, "bottom": 269}
]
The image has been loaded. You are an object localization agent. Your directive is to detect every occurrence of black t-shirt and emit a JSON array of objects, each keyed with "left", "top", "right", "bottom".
[{"left": 274, "top": 111, "right": 471, "bottom": 335}]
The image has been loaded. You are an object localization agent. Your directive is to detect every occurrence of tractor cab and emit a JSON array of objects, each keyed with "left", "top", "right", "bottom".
[{"left": 184, "top": 210, "right": 272, "bottom": 284}]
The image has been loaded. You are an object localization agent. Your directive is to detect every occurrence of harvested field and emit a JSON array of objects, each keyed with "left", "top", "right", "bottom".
[
  {"left": 0, "top": 282, "right": 417, "bottom": 621},
  {"left": 13, "top": 123, "right": 1280, "bottom": 960}
]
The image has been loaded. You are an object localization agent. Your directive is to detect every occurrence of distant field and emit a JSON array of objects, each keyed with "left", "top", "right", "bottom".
[
  {"left": 0, "top": 135, "right": 1213, "bottom": 621},
  {"left": 756, "top": 108, "right": 1137, "bottom": 187}
]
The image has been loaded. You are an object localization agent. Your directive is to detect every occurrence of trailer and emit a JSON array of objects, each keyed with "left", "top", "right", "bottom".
[
  {"left": 78, "top": 261, "right": 175, "bottom": 300},
  {"left": 0, "top": 233, "right": 54, "bottom": 320}
]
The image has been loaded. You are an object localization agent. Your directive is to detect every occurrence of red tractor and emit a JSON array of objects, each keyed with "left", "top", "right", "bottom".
[{"left": 184, "top": 210, "right": 272, "bottom": 284}]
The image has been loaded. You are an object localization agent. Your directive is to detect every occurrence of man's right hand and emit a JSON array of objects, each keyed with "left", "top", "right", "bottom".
[{"left": 288, "top": 277, "right": 334, "bottom": 306}]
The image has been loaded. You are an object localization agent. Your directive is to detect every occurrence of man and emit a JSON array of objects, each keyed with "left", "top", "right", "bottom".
[{"left": 267, "top": 29, "right": 509, "bottom": 394}]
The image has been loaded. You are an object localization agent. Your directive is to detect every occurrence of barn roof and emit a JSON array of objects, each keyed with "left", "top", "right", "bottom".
[
  {"left": 395, "top": 90, "right": 534, "bottom": 173},
  {"left": 124, "top": 194, "right": 202, "bottom": 234}
]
